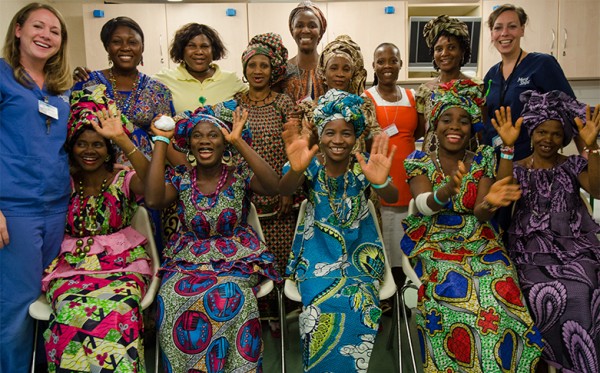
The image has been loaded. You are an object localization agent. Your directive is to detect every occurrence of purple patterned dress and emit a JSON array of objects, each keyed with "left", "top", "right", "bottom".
[
  {"left": 508, "top": 155, "right": 600, "bottom": 372},
  {"left": 156, "top": 163, "right": 281, "bottom": 372}
]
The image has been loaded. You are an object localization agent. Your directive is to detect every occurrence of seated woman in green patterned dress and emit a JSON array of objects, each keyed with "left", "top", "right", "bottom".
[{"left": 401, "top": 80, "right": 543, "bottom": 372}]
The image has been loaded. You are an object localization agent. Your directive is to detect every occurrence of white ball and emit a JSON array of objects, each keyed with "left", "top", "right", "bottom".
[{"left": 154, "top": 116, "right": 175, "bottom": 131}]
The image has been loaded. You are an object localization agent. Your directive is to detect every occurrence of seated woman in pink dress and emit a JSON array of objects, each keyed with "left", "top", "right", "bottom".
[{"left": 42, "top": 84, "right": 152, "bottom": 372}]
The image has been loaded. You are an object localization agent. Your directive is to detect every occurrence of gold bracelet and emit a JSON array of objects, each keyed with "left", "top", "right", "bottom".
[{"left": 126, "top": 147, "right": 138, "bottom": 157}]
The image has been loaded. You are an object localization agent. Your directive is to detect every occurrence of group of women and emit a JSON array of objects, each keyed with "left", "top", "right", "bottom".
[{"left": 1, "top": 1, "right": 599, "bottom": 372}]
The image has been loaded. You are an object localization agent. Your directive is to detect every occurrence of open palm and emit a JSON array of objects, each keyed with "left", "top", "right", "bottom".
[
  {"left": 575, "top": 104, "right": 600, "bottom": 148},
  {"left": 283, "top": 119, "right": 318, "bottom": 173},
  {"left": 356, "top": 134, "right": 396, "bottom": 185},
  {"left": 491, "top": 106, "right": 522, "bottom": 147}
]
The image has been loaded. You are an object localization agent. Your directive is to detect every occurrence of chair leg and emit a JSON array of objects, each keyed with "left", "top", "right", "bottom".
[
  {"left": 31, "top": 319, "right": 39, "bottom": 373},
  {"left": 400, "top": 284, "right": 419, "bottom": 373},
  {"left": 393, "top": 291, "right": 403, "bottom": 373},
  {"left": 277, "top": 286, "right": 287, "bottom": 373},
  {"left": 155, "top": 330, "right": 160, "bottom": 373}
]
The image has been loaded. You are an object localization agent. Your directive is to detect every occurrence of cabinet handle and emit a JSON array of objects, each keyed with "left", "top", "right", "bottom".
[
  {"left": 563, "top": 28, "right": 567, "bottom": 56},
  {"left": 550, "top": 28, "right": 555, "bottom": 56},
  {"left": 159, "top": 34, "right": 164, "bottom": 64}
]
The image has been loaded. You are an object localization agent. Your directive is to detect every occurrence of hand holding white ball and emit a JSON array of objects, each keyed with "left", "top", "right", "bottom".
[{"left": 154, "top": 115, "right": 175, "bottom": 131}]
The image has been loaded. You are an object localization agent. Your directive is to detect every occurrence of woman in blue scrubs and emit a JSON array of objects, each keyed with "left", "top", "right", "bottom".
[{"left": 0, "top": 3, "right": 72, "bottom": 372}]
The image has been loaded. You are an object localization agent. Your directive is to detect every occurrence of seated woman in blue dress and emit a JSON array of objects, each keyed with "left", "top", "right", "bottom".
[
  {"left": 144, "top": 101, "right": 281, "bottom": 372},
  {"left": 280, "top": 89, "right": 398, "bottom": 372}
]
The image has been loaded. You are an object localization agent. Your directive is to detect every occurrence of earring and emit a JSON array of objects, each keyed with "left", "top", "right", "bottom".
[
  {"left": 140, "top": 57, "right": 144, "bottom": 66},
  {"left": 222, "top": 149, "right": 233, "bottom": 166},
  {"left": 186, "top": 151, "right": 195, "bottom": 164},
  {"left": 108, "top": 55, "right": 113, "bottom": 66},
  {"left": 105, "top": 155, "right": 111, "bottom": 163},
  {"left": 530, "top": 139, "right": 534, "bottom": 151},
  {"left": 428, "top": 132, "right": 439, "bottom": 154}
]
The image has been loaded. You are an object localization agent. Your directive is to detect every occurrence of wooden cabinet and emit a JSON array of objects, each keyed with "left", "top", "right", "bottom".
[
  {"left": 481, "top": 0, "right": 599, "bottom": 79},
  {"left": 326, "top": 1, "right": 407, "bottom": 83},
  {"left": 165, "top": 3, "right": 249, "bottom": 78},
  {"left": 81, "top": 4, "right": 169, "bottom": 76}
]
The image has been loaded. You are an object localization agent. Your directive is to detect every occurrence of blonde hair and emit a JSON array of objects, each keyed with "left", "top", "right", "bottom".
[{"left": 3, "top": 3, "right": 72, "bottom": 94}]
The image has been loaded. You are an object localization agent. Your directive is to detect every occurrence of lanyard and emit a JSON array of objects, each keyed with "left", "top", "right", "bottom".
[{"left": 499, "top": 48, "right": 523, "bottom": 106}]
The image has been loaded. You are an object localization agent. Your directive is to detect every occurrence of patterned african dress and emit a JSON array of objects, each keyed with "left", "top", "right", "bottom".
[
  {"left": 284, "top": 156, "right": 384, "bottom": 373},
  {"left": 157, "top": 164, "right": 281, "bottom": 372},
  {"left": 401, "top": 146, "right": 543, "bottom": 372},
  {"left": 235, "top": 91, "right": 296, "bottom": 319},
  {"left": 508, "top": 155, "right": 600, "bottom": 372},
  {"left": 42, "top": 171, "right": 152, "bottom": 373},
  {"left": 74, "top": 71, "right": 175, "bottom": 163},
  {"left": 282, "top": 62, "right": 326, "bottom": 103}
]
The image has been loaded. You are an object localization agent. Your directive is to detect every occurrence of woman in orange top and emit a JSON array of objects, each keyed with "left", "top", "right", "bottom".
[{"left": 363, "top": 43, "right": 423, "bottom": 278}]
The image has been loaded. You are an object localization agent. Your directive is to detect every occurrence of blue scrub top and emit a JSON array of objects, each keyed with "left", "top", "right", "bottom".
[{"left": 0, "top": 59, "right": 70, "bottom": 216}]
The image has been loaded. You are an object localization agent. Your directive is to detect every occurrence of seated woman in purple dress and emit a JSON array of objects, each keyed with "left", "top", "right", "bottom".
[
  {"left": 492, "top": 90, "right": 600, "bottom": 372},
  {"left": 144, "top": 101, "right": 281, "bottom": 371}
]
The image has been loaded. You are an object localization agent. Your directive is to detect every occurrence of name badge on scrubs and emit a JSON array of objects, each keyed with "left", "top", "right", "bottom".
[
  {"left": 492, "top": 135, "right": 503, "bottom": 148},
  {"left": 38, "top": 100, "right": 58, "bottom": 120},
  {"left": 383, "top": 123, "right": 399, "bottom": 137}
]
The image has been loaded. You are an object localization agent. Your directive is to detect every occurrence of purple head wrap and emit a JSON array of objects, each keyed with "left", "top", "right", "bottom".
[{"left": 520, "top": 90, "right": 587, "bottom": 146}]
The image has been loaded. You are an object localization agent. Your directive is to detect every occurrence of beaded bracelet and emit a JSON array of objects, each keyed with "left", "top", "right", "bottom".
[
  {"left": 152, "top": 135, "right": 170, "bottom": 145},
  {"left": 500, "top": 145, "right": 515, "bottom": 154},
  {"left": 584, "top": 146, "right": 600, "bottom": 155},
  {"left": 372, "top": 176, "right": 392, "bottom": 189}
]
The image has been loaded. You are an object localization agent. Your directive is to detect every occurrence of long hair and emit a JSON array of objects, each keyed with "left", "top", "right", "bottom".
[{"left": 2, "top": 3, "right": 72, "bottom": 94}]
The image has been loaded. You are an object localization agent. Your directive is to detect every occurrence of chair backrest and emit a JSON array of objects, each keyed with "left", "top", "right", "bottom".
[
  {"left": 130, "top": 206, "right": 160, "bottom": 310},
  {"left": 284, "top": 199, "right": 397, "bottom": 301},
  {"left": 247, "top": 202, "right": 266, "bottom": 243}
]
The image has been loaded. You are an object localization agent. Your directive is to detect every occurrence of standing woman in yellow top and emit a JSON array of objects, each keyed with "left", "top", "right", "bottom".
[
  {"left": 363, "top": 42, "right": 424, "bottom": 280},
  {"left": 154, "top": 23, "right": 247, "bottom": 113}
]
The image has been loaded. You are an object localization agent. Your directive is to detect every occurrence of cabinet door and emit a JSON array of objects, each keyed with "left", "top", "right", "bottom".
[
  {"left": 82, "top": 4, "right": 169, "bottom": 76},
  {"left": 247, "top": 2, "right": 329, "bottom": 59},
  {"left": 165, "top": 4, "right": 248, "bottom": 78},
  {"left": 325, "top": 1, "right": 407, "bottom": 83},
  {"left": 481, "top": 0, "right": 558, "bottom": 75},
  {"left": 558, "top": 0, "right": 600, "bottom": 78}
]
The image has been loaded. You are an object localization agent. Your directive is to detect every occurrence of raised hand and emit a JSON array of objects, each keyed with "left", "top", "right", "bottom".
[
  {"left": 485, "top": 176, "right": 522, "bottom": 206},
  {"left": 221, "top": 107, "right": 249, "bottom": 144},
  {"left": 447, "top": 160, "right": 467, "bottom": 196},
  {"left": 72, "top": 66, "right": 91, "bottom": 82},
  {"left": 150, "top": 114, "right": 175, "bottom": 139},
  {"left": 575, "top": 104, "right": 600, "bottom": 148},
  {"left": 356, "top": 133, "right": 396, "bottom": 185},
  {"left": 92, "top": 108, "right": 126, "bottom": 141},
  {"left": 283, "top": 118, "right": 318, "bottom": 173},
  {"left": 491, "top": 106, "right": 522, "bottom": 147}
]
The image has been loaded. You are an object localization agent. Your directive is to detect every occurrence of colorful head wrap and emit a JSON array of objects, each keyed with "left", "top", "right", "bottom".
[
  {"left": 317, "top": 35, "right": 367, "bottom": 95},
  {"left": 423, "top": 15, "right": 470, "bottom": 49},
  {"left": 288, "top": 0, "right": 327, "bottom": 41},
  {"left": 67, "top": 84, "right": 133, "bottom": 144},
  {"left": 520, "top": 90, "right": 587, "bottom": 146},
  {"left": 242, "top": 33, "right": 288, "bottom": 86},
  {"left": 313, "top": 89, "right": 365, "bottom": 138},
  {"left": 429, "top": 79, "right": 485, "bottom": 133},
  {"left": 172, "top": 100, "right": 252, "bottom": 153}
]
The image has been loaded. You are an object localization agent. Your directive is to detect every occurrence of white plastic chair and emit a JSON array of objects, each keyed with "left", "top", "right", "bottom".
[
  {"left": 281, "top": 200, "right": 405, "bottom": 372},
  {"left": 28, "top": 206, "right": 161, "bottom": 373},
  {"left": 247, "top": 202, "right": 275, "bottom": 298}
]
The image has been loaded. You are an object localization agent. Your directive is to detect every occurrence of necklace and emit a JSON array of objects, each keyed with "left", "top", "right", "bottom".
[
  {"left": 74, "top": 177, "right": 108, "bottom": 257},
  {"left": 246, "top": 90, "right": 273, "bottom": 107},
  {"left": 527, "top": 157, "right": 555, "bottom": 216},
  {"left": 108, "top": 68, "right": 140, "bottom": 118},
  {"left": 375, "top": 85, "right": 401, "bottom": 126},
  {"left": 320, "top": 158, "right": 354, "bottom": 225},
  {"left": 193, "top": 164, "right": 229, "bottom": 211},
  {"left": 434, "top": 149, "right": 468, "bottom": 179}
]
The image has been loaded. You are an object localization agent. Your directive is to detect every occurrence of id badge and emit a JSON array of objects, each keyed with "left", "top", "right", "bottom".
[
  {"left": 38, "top": 100, "right": 58, "bottom": 120},
  {"left": 383, "top": 123, "right": 399, "bottom": 137},
  {"left": 492, "top": 135, "right": 503, "bottom": 148}
]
